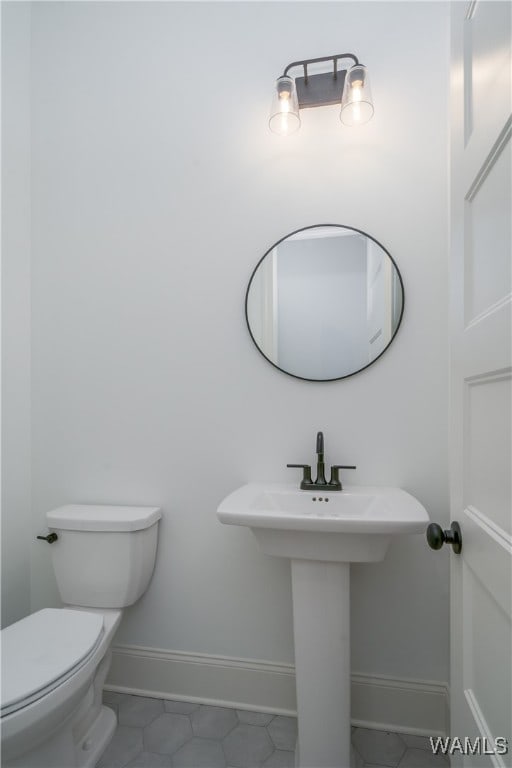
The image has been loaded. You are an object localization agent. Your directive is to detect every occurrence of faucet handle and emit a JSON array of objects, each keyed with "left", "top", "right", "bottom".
[
  {"left": 287, "top": 464, "right": 313, "bottom": 485},
  {"left": 329, "top": 465, "right": 356, "bottom": 490}
]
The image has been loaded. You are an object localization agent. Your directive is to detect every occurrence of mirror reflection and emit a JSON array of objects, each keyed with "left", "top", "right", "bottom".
[{"left": 246, "top": 225, "right": 404, "bottom": 381}]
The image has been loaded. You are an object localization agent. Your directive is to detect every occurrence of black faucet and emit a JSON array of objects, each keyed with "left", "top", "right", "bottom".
[
  {"left": 315, "top": 431, "right": 327, "bottom": 485},
  {"left": 287, "top": 431, "right": 356, "bottom": 491}
]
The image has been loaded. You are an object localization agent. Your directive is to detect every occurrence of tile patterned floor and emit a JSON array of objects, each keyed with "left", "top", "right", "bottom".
[{"left": 100, "top": 692, "right": 449, "bottom": 768}]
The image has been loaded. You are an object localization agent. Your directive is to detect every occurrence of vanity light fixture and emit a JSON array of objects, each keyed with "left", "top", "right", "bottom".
[{"left": 269, "top": 53, "right": 374, "bottom": 136}]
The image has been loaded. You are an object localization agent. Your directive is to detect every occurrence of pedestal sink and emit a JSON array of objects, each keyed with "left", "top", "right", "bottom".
[{"left": 217, "top": 483, "right": 429, "bottom": 768}]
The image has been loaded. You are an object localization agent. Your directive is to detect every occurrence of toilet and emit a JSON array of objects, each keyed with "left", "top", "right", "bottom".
[{"left": 1, "top": 504, "right": 161, "bottom": 768}]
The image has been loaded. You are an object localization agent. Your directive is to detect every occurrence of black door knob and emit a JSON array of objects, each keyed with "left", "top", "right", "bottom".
[{"left": 426, "top": 522, "right": 462, "bottom": 554}]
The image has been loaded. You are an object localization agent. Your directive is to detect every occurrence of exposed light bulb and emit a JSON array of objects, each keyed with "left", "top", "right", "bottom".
[
  {"left": 350, "top": 79, "right": 363, "bottom": 124},
  {"left": 269, "top": 75, "right": 301, "bottom": 136},
  {"left": 340, "top": 65, "right": 374, "bottom": 127},
  {"left": 278, "top": 92, "right": 291, "bottom": 135}
]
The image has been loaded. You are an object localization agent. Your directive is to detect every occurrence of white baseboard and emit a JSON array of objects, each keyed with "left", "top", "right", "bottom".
[
  {"left": 350, "top": 673, "right": 449, "bottom": 737},
  {"left": 106, "top": 644, "right": 448, "bottom": 736}
]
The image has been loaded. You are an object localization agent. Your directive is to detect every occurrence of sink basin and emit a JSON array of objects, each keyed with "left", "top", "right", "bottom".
[
  {"left": 217, "top": 482, "right": 429, "bottom": 768},
  {"left": 217, "top": 483, "right": 428, "bottom": 562}
]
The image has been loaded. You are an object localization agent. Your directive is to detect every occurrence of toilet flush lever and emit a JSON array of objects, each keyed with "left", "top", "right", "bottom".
[{"left": 36, "top": 532, "right": 58, "bottom": 544}]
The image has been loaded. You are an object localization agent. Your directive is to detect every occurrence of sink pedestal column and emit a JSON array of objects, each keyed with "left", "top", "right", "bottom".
[{"left": 291, "top": 560, "right": 351, "bottom": 768}]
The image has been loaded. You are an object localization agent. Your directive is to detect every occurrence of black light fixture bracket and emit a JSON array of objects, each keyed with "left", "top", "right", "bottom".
[{"left": 282, "top": 53, "right": 360, "bottom": 110}]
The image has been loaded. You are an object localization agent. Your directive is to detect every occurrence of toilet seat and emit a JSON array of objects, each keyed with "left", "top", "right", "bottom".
[{"left": 1, "top": 608, "right": 104, "bottom": 717}]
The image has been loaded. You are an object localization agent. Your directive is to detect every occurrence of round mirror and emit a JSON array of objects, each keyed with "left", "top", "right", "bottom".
[{"left": 245, "top": 225, "right": 404, "bottom": 381}]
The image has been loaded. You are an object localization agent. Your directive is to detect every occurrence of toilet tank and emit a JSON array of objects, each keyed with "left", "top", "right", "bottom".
[{"left": 46, "top": 505, "right": 161, "bottom": 608}]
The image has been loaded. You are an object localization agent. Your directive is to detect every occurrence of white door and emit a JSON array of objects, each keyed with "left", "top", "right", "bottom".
[{"left": 450, "top": 2, "right": 511, "bottom": 766}]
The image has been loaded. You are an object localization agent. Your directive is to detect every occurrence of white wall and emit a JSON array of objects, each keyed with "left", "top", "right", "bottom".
[
  {"left": 25, "top": 1, "right": 450, "bottom": 685},
  {"left": 1, "top": 2, "right": 32, "bottom": 628}
]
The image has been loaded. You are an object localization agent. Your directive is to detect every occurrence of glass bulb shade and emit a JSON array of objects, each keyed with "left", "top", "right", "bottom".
[
  {"left": 269, "top": 76, "right": 301, "bottom": 136},
  {"left": 340, "top": 64, "right": 374, "bottom": 127}
]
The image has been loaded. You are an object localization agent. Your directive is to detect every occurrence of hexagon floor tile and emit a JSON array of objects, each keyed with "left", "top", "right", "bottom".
[
  {"left": 144, "top": 712, "right": 193, "bottom": 755},
  {"left": 100, "top": 691, "right": 443, "bottom": 768},
  {"left": 191, "top": 705, "right": 238, "bottom": 739},
  {"left": 172, "top": 737, "right": 227, "bottom": 767},
  {"left": 118, "top": 695, "right": 165, "bottom": 728},
  {"left": 267, "top": 716, "right": 297, "bottom": 751},
  {"left": 352, "top": 728, "right": 407, "bottom": 767}
]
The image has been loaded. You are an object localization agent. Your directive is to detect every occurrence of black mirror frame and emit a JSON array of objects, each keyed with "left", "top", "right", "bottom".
[{"left": 245, "top": 224, "right": 405, "bottom": 382}]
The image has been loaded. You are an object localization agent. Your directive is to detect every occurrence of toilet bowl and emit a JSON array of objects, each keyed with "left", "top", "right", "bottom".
[{"left": 1, "top": 504, "right": 161, "bottom": 768}]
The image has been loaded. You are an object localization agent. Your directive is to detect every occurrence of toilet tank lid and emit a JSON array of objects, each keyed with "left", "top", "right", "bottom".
[{"left": 46, "top": 504, "right": 162, "bottom": 531}]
